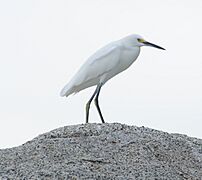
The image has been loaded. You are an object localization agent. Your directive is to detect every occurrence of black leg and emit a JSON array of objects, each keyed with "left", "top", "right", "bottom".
[
  {"left": 94, "top": 84, "right": 105, "bottom": 123},
  {"left": 85, "top": 86, "right": 98, "bottom": 123}
]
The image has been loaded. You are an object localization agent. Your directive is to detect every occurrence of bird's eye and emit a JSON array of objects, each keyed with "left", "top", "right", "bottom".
[{"left": 137, "top": 38, "right": 144, "bottom": 43}]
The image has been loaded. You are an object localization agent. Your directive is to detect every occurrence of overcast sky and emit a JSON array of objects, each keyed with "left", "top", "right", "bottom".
[{"left": 0, "top": 0, "right": 202, "bottom": 148}]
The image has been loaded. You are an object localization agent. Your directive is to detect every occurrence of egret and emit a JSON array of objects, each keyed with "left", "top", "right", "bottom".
[{"left": 60, "top": 34, "right": 165, "bottom": 123}]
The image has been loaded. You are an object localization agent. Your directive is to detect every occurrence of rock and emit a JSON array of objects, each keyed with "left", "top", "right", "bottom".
[{"left": 0, "top": 123, "right": 202, "bottom": 179}]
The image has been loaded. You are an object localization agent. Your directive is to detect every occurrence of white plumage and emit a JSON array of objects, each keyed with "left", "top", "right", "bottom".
[
  {"left": 60, "top": 34, "right": 165, "bottom": 123},
  {"left": 60, "top": 35, "right": 140, "bottom": 97}
]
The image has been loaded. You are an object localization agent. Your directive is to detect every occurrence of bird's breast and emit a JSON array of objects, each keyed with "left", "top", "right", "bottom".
[
  {"left": 118, "top": 47, "right": 140, "bottom": 71},
  {"left": 99, "top": 46, "right": 140, "bottom": 84}
]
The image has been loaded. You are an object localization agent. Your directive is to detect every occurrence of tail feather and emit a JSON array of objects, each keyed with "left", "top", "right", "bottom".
[{"left": 60, "top": 83, "right": 74, "bottom": 97}]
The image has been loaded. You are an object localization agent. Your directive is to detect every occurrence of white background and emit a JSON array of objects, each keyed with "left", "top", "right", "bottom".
[{"left": 0, "top": 0, "right": 202, "bottom": 148}]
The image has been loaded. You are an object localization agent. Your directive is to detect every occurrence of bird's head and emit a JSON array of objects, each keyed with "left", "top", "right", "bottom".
[{"left": 123, "top": 34, "right": 165, "bottom": 50}]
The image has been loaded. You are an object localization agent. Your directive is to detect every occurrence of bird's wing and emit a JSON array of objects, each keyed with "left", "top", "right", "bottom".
[
  {"left": 74, "top": 43, "right": 122, "bottom": 85},
  {"left": 60, "top": 42, "right": 122, "bottom": 97}
]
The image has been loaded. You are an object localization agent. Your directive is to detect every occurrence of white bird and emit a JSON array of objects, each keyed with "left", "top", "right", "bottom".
[{"left": 60, "top": 34, "right": 165, "bottom": 123}]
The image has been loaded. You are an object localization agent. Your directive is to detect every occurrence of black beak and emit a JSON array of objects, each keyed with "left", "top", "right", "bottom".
[{"left": 143, "top": 41, "right": 165, "bottom": 50}]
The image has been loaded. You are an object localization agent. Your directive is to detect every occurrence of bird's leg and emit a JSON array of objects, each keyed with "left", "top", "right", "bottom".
[
  {"left": 94, "top": 83, "right": 105, "bottom": 123},
  {"left": 86, "top": 86, "right": 98, "bottom": 123}
]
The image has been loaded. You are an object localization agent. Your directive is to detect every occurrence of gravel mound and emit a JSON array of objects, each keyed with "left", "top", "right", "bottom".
[{"left": 0, "top": 123, "right": 202, "bottom": 179}]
